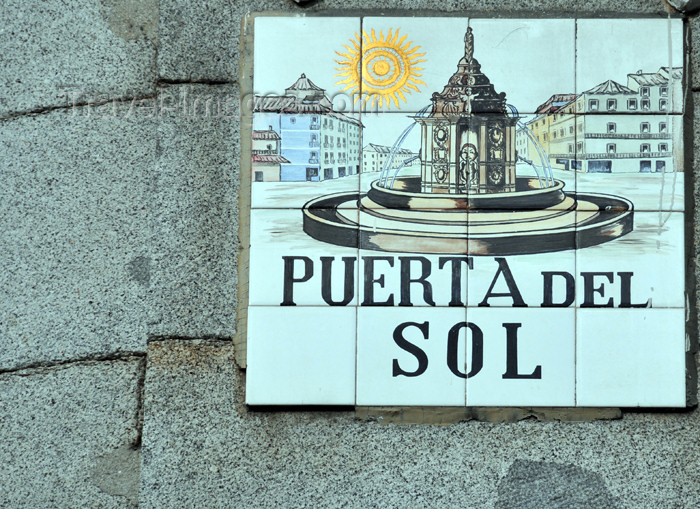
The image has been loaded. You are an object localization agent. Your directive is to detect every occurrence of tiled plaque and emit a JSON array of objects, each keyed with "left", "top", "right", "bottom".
[{"left": 243, "top": 16, "right": 688, "bottom": 407}]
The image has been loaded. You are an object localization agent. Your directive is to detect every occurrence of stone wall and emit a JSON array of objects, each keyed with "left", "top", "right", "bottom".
[{"left": 0, "top": 1, "right": 698, "bottom": 507}]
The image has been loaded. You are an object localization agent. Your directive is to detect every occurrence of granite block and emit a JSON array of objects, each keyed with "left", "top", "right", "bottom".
[
  {"left": 140, "top": 339, "right": 700, "bottom": 508},
  {"left": 0, "top": 106, "right": 155, "bottom": 370},
  {"left": 691, "top": 15, "right": 700, "bottom": 92},
  {"left": 148, "top": 84, "right": 239, "bottom": 338},
  {"left": 0, "top": 358, "right": 142, "bottom": 508},
  {"left": 0, "top": 0, "right": 157, "bottom": 117}
]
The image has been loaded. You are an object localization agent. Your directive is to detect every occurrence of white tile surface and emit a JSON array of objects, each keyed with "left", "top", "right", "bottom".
[
  {"left": 356, "top": 307, "right": 467, "bottom": 406},
  {"left": 359, "top": 17, "right": 469, "bottom": 113},
  {"left": 574, "top": 114, "right": 684, "bottom": 212},
  {"left": 251, "top": 111, "right": 362, "bottom": 209},
  {"left": 576, "top": 308, "right": 686, "bottom": 407},
  {"left": 467, "top": 250, "right": 576, "bottom": 308},
  {"left": 245, "top": 16, "right": 688, "bottom": 410},
  {"left": 575, "top": 211, "right": 685, "bottom": 308},
  {"left": 357, "top": 247, "right": 469, "bottom": 307},
  {"left": 576, "top": 18, "right": 684, "bottom": 114},
  {"left": 359, "top": 112, "right": 422, "bottom": 196},
  {"left": 254, "top": 17, "right": 361, "bottom": 99},
  {"left": 246, "top": 306, "right": 357, "bottom": 405},
  {"left": 469, "top": 18, "right": 575, "bottom": 114},
  {"left": 248, "top": 208, "right": 359, "bottom": 306},
  {"left": 466, "top": 308, "right": 575, "bottom": 406}
]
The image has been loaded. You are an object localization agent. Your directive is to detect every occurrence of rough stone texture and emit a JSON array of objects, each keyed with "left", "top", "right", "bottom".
[
  {"left": 0, "top": 0, "right": 157, "bottom": 117},
  {"left": 693, "top": 93, "right": 700, "bottom": 336},
  {"left": 0, "top": 357, "right": 142, "bottom": 508},
  {"left": 692, "top": 16, "right": 700, "bottom": 92},
  {"left": 140, "top": 340, "right": 700, "bottom": 508},
  {"left": 158, "top": 1, "right": 672, "bottom": 83},
  {"left": 0, "top": 106, "right": 155, "bottom": 370},
  {"left": 495, "top": 460, "right": 621, "bottom": 508},
  {"left": 148, "top": 84, "right": 239, "bottom": 338}
]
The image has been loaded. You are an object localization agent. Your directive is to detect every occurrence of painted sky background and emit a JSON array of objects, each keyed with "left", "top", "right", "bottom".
[{"left": 255, "top": 16, "right": 683, "bottom": 146}]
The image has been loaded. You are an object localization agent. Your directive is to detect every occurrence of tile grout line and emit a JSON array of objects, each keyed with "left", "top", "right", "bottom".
[{"left": 574, "top": 17, "right": 578, "bottom": 409}]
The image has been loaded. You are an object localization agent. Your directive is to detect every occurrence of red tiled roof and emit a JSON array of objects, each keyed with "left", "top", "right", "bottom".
[
  {"left": 252, "top": 154, "right": 290, "bottom": 164},
  {"left": 253, "top": 129, "right": 281, "bottom": 140}
]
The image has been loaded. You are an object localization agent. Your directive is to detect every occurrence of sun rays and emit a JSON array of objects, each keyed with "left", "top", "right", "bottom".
[{"left": 335, "top": 28, "right": 427, "bottom": 110}]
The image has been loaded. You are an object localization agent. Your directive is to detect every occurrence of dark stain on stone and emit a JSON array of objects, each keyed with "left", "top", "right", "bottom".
[
  {"left": 102, "top": 0, "right": 158, "bottom": 44},
  {"left": 90, "top": 444, "right": 140, "bottom": 507},
  {"left": 127, "top": 255, "right": 151, "bottom": 286},
  {"left": 496, "top": 459, "right": 621, "bottom": 509}
]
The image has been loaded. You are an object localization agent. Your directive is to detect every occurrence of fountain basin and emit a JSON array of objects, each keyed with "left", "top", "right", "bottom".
[{"left": 302, "top": 183, "right": 634, "bottom": 255}]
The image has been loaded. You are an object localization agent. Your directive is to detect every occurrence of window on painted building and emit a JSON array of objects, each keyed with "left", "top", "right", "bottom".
[
  {"left": 641, "top": 86, "right": 650, "bottom": 96},
  {"left": 577, "top": 141, "right": 583, "bottom": 152},
  {"left": 640, "top": 143, "right": 651, "bottom": 153},
  {"left": 553, "top": 131, "right": 557, "bottom": 139},
  {"left": 329, "top": 120, "right": 334, "bottom": 129},
  {"left": 568, "top": 144, "right": 574, "bottom": 153},
  {"left": 607, "top": 143, "right": 616, "bottom": 154},
  {"left": 660, "top": 86, "right": 668, "bottom": 96},
  {"left": 607, "top": 99, "right": 617, "bottom": 111},
  {"left": 659, "top": 99, "right": 667, "bottom": 111},
  {"left": 578, "top": 123, "right": 583, "bottom": 132},
  {"left": 607, "top": 123, "right": 616, "bottom": 134},
  {"left": 628, "top": 99, "right": 638, "bottom": 110},
  {"left": 569, "top": 125, "right": 574, "bottom": 134},
  {"left": 543, "top": 133, "right": 547, "bottom": 141},
  {"left": 325, "top": 153, "right": 329, "bottom": 162},
  {"left": 560, "top": 128, "right": 564, "bottom": 137},
  {"left": 588, "top": 99, "right": 599, "bottom": 111},
  {"left": 640, "top": 122, "right": 650, "bottom": 133},
  {"left": 323, "top": 118, "right": 327, "bottom": 128},
  {"left": 641, "top": 99, "right": 650, "bottom": 110},
  {"left": 659, "top": 143, "right": 668, "bottom": 152},
  {"left": 312, "top": 116, "right": 318, "bottom": 122},
  {"left": 659, "top": 122, "right": 668, "bottom": 133}
]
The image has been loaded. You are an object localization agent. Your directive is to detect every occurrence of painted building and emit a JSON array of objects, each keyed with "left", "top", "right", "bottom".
[
  {"left": 251, "top": 127, "right": 290, "bottom": 182},
  {"left": 362, "top": 143, "right": 419, "bottom": 173},
  {"left": 516, "top": 67, "right": 683, "bottom": 173},
  {"left": 516, "top": 94, "right": 577, "bottom": 171},
  {"left": 254, "top": 74, "right": 362, "bottom": 182}
]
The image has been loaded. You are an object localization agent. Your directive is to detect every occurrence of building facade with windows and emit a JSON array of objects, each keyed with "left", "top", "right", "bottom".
[
  {"left": 254, "top": 74, "right": 363, "bottom": 182},
  {"left": 251, "top": 127, "right": 290, "bottom": 182},
  {"left": 517, "top": 67, "right": 683, "bottom": 173},
  {"left": 362, "top": 143, "right": 419, "bottom": 173}
]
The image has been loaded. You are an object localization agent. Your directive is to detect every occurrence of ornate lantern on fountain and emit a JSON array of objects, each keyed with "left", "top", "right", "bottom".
[{"left": 416, "top": 27, "right": 518, "bottom": 195}]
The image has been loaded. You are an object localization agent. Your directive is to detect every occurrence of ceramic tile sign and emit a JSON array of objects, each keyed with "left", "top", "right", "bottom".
[{"left": 244, "top": 16, "right": 688, "bottom": 407}]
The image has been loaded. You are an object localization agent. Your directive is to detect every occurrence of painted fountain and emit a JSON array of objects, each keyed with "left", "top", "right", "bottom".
[{"left": 302, "top": 27, "right": 633, "bottom": 255}]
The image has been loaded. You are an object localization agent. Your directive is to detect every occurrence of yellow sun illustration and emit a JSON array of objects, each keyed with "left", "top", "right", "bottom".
[{"left": 335, "top": 28, "right": 427, "bottom": 110}]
